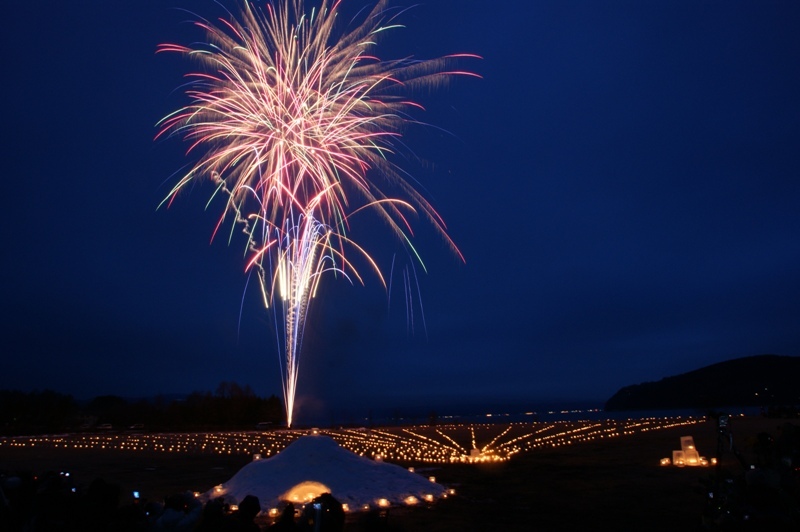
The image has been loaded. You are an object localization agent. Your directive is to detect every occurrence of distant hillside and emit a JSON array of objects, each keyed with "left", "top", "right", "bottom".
[{"left": 605, "top": 354, "right": 800, "bottom": 411}]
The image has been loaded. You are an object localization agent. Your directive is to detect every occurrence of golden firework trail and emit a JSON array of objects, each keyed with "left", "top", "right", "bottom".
[{"left": 158, "top": 0, "right": 478, "bottom": 427}]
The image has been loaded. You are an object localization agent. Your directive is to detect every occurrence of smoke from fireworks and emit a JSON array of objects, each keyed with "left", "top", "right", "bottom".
[{"left": 158, "top": 0, "right": 478, "bottom": 427}]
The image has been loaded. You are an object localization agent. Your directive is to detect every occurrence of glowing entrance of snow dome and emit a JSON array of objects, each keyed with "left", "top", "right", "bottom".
[{"left": 282, "top": 481, "right": 332, "bottom": 504}]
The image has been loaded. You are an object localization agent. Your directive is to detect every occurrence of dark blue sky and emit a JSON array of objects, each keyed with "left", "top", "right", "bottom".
[{"left": 2, "top": 1, "right": 799, "bottom": 421}]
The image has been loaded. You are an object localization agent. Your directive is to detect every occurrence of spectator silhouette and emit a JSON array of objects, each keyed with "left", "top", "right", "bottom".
[
  {"left": 196, "top": 497, "right": 229, "bottom": 531},
  {"left": 268, "top": 502, "right": 298, "bottom": 531},
  {"left": 298, "top": 493, "right": 344, "bottom": 532},
  {"left": 228, "top": 494, "right": 261, "bottom": 532},
  {"left": 75, "top": 477, "right": 122, "bottom": 531},
  {"left": 155, "top": 491, "right": 202, "bottom": 530}
]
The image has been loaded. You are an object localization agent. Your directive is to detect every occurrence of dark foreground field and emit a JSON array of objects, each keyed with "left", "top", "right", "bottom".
[{"left": 1, "top": 416, "right": 797, "bottom": 531}]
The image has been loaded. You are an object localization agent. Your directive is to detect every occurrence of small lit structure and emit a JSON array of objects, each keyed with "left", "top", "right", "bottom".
[{"left": 665, "top": 436, "right": 709, "bottom": 467}]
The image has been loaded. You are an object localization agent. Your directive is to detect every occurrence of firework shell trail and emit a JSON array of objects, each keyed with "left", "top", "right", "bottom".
[{"left": 157, "top": 0, "right": 479, "bottom": 427}]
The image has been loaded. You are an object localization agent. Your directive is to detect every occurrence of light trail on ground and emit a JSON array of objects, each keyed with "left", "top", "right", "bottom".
[{"left": 0, "top": 416, "right": 705, "bottom": 464}]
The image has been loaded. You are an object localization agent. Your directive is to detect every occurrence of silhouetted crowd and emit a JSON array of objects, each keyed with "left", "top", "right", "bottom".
[
  {"left": 0, "top": 471, "right": 347, "bottom": 532},
  {"left": 703, "top": 419, "right": 800, "bottom": 529}
]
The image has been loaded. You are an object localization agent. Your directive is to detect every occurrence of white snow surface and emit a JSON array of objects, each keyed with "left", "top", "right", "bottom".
[{"left": 207, "top": 435, "right": 446, "bottom": 510}]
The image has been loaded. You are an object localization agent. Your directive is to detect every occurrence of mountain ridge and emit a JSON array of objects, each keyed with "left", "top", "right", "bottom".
[{"left": 605, "top": 354, "right": 800, "bottom": 411}]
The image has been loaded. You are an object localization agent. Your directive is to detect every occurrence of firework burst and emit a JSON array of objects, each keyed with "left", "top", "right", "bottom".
[{"left": 158, "top": 0, "right": 478, "bottom": 427}]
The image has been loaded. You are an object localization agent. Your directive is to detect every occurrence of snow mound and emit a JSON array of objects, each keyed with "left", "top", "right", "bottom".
[{"left": 208, "top": 435, "right": 445, "bottom": 510}]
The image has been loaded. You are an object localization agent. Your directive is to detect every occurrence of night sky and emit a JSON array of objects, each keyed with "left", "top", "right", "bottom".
[{"left": 3, "top": 1, "right": 799, "bottom": 420}]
